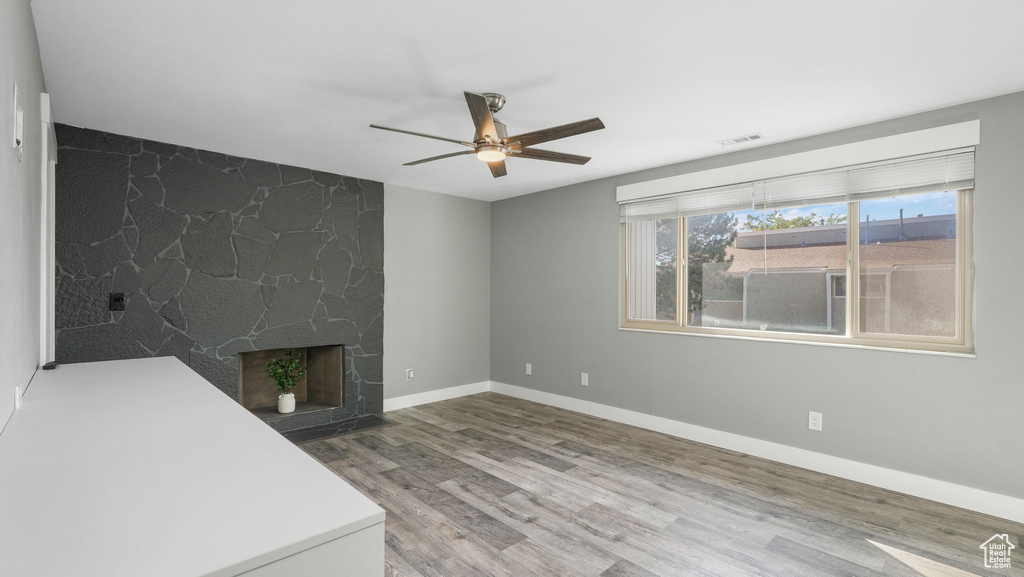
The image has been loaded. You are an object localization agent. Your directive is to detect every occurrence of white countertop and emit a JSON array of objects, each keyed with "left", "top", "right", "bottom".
[{"left": 0, "top": 357, "right": 384, "bottom": 577}]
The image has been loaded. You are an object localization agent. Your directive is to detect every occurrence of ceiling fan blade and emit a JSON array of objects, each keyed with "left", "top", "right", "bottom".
[
  {"left": 505, "top": 117, "right": 605, "bottom": 148},
  {"left": 487, "top": 160, "right": 507, "bottom": 178},
  {"left": 370, "top": 124, "right": 474, "bottom": 147},
  {"left": 402, "top": 150, "right": 475, "bottom": 166},
  {"left": 511, "top": 148, "right": 591, "bottom": 165},
  {"left": 464, "top": 92, "right": 498, "bottom": 143}
]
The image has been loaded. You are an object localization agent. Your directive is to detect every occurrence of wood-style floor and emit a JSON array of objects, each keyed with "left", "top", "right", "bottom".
[{"left": 301, "top": 393, "right": 1022, "bottom": 576}]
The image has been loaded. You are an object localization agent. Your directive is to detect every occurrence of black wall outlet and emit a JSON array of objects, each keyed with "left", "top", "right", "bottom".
[{"left": 109, "top": 292, "right": 125, "bottom": 311}]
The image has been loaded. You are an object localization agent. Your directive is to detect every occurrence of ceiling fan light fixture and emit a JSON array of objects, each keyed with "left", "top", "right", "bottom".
[{"left": 476, "top": 146, "right": 506, "bottom": 162}]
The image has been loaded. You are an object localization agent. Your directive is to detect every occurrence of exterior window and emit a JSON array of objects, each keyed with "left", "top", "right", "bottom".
[
  {"left": 858, "top": 191, "right": 958, "bottom": 338},
  {"left": 626, "top": 218, "right": 678, "bottom": 322},
  {"left": 687, "top": 202, "right": 848, "bottom": 335},
  {"left": 622, "top": 189, "right": 972, "bottom": 353}
]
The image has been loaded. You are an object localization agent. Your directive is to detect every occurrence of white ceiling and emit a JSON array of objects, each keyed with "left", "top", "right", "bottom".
[{"left": 31, "top": 0, "right": 1024, "bottom": 201}]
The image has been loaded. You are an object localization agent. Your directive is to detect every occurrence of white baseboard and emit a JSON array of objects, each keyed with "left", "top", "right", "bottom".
[
  {"left": 383, "top": 381, "right": 491, "bottom": 412},
  {"left": 488, "top": 381, "right": 1024, "bottom": 524}
]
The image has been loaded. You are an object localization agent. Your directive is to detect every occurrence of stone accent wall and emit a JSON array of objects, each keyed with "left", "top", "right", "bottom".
[{"left": 54, "top": 125, "right": 384, "bottom": 416}]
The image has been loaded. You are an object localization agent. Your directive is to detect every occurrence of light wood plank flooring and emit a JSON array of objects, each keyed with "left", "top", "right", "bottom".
[{"left": 301, "top": 393, "right": 1022, "bottom": 576}]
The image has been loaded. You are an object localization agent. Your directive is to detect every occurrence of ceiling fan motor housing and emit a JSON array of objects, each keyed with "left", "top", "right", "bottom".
[{"left": 482, "top": 92, "right": 506, "bottom": 114}]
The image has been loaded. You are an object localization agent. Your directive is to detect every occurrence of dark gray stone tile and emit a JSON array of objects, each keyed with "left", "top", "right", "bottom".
[
  {"left": 156, "top": 330, "right": 194, "bottom": 364},
  {"left": 312, "top": 171, "right": 342, "bottom": 188},
  {"left": 56, "top": 148, "right": 128, "bottom": 245},
  {"left": 315, "top": 319, "right": 360, "bottom": 347},
  {"left": 56, "top": 275, "right": 111, "bottom": 329},
  {"left": 233, "top": 235, "right": 273, "bottom": 282},
  {"left": 217, "top": 337, "right": 254, "bottom": 358},
  {"left": 130, "top": 152, "right": 159, "bottom": 177},
  {"left": 123, "top": 226, "right": 139, "bottom": 254},
  {"left": 265, "top": 280, "right": 323, "bottom": 328},
  {"left": 159, "top": 155, "right": 254, "bottom": 215},
  {"left": 312, "top": 302, "right": 329, "bottom": 327},
  {"left": 181, "top": 212, "right": 236, "bottom": 277},
  {"left": 197, "top": 149, "right": 244, "bottom": 171},
  {"left": 158, "top": 297, "right": 187, "bottom": 331},
  {"left": 56, "top": 243, "right": 87, "bottom": 277},
  {"left": 360, "top": 313, "right": 383, "bottom": 355},
  {"left": 279, "top": 164, "right": 312, "bottom": 185},
  {"left": 235, "top": 216, "right": 277, "bottom": 244},
  {"left": 319, "top": 291, "right": 351, "bottom": 320},
  {"left": 79, "top": 233, "right": 131, "bottom": 276},
  {"left": 330, "top": 189, "right": 359, "bottom": 235},
  {"left": 179, "top": 272, "right": 264, "bottom": 346},
  {"left": 130, "top": 175, "right": 164, "bottom": 205},
  {"left": 56, "top": 125, "right": 383, "bottom": 425},
  {"left": 57, "top": 323, "right": 151, "bottom": 363},
  {"left": 359, "top": 179, "right": 385, "bottom": 211},
  {"left": 318, "top": 240, "right": 352, "bottom": 296},
  {"left": 353, "top": 355, "right": 383, "bottom": 385},
  {"left": 260, "top": 284, "right": 276, "bottom": 308},
  {"left": 141, "top": 139, "right": 178, "bottom": 157},
  {"left": 58, "top": 125, "right": 140, "bottom": 155},
  {"left": 343, "top": 271, "right": 384, "bottom": 327},
  {"left": 120, "top": 295, "right": 168, "bottom": 352},
  {"left": 239, "top": 159, "right": 281, "bottom": 188},
  {"left": 265, "top": 231, "right": 324, "bottom": 278},
  {"left": 267, "top": 409, "right": 333, "bottom": 432},
  {"left": 139, "top": 258, "right": 188, "bottom": 304},
  {"left": 260, "top": 181, "right": 324, "bottom": 233},
  {"left": 252, "top": 321, "right": 318, "bottom": 350},
  {"left": 111, "top": 263, "right": 142, "bottom": 293},
  {"left": 128, "top": 198, "right": 187, "bottom": 265},
  {"left": 357, "top": 209, "right": 384, "bottom": 272}
]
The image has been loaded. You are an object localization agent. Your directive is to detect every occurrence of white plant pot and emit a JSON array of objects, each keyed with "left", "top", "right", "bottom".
[{"left": 278, "top": 392, "right": 296, "bottom": 414}]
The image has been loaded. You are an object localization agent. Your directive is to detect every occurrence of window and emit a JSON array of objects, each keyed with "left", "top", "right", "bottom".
[
  {"left": 621, "top": 150, "right": 974, "bottom": 353},
  {"left": 626, "top": 218, "right": 678, "bottom": 322}
]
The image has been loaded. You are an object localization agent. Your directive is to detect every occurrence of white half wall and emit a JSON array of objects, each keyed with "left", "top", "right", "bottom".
[
  {"left": 383, "top": 184, "right": 490, "bottom": 400},
  {"left": 0, "top": 0, "right": 46, "bottom": 433}
]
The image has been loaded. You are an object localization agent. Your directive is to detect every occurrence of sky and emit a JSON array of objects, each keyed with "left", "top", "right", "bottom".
[{"left": 733, "top": 190, "right": 956, "bottom": 232}]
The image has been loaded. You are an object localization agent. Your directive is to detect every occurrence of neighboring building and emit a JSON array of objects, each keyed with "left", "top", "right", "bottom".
[{"left": 699, "top": 213, "right": 957, "bottom": 336}]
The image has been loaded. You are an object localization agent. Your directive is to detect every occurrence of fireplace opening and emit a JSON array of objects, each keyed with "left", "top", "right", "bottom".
[{"left": 238, "top": 344, "right": 344, "bottom": 417}]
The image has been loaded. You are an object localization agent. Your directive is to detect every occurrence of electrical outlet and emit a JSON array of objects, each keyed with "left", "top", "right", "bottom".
[
  {"left": 14, "top": 386, "right": 22, "bottom": 410},
  {"left": 109, "top": 292, "right": 125, "bottom": 311},
  {"left": 405, "top": 369, "right": 414, "bottom": 381},
  {"left": 525, "top": 363, "right": 532, "bottom": 375},
  {"left": 808, "top": 411, "right": 822, "bottom": 431},
  {"left": 581, "top": 372, "right": 589, "bottom": 386}
]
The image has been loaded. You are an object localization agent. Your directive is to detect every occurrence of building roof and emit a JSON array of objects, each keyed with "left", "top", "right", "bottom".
[{"left": 724, "top": 239, "right": 956, "bottom": 273}]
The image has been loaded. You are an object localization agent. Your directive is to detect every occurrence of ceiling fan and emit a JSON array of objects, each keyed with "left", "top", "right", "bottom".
[{"left": 370, "top": 92, "right": 605, "bottom": 178}]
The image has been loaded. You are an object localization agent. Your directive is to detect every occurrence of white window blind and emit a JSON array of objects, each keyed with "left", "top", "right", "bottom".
[{"left": 619, "top": 149, "right": 974, "bottom": 222}]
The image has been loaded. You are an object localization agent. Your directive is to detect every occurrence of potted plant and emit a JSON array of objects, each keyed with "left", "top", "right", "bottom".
[{"left": 265, "top": 350, "right": 306, "bottom": 414}]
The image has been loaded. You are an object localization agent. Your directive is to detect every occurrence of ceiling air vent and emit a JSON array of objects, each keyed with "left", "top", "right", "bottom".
[{"left": 718, "top": 132, "right": 765, "bottom": 147}]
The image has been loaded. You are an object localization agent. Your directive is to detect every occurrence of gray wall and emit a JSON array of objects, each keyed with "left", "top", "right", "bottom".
[
  {"left": 491, "top": 91, "right": 1024, "bottom": 499},
  {"left": 54, "top": 126, "right": 384, "bottom": 416},
  {"left": 384, "top": 184, "right": 490, "bottom": 399},
  {"left": 0, "top": 0, "right": 46, "bottom": 432}
]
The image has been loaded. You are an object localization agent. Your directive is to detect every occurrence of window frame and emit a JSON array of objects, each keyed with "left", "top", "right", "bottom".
[{"left": 621, "top": 190, "right": 974, "bottom": 354}]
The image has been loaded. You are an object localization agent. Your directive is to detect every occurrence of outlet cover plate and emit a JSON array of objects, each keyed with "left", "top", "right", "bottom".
[
  {"left": 808, "top": 411, "right": 823, "bottom": 431},
  {"left": 526, "top": 363, "right": 532, "bottom": 375}
]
